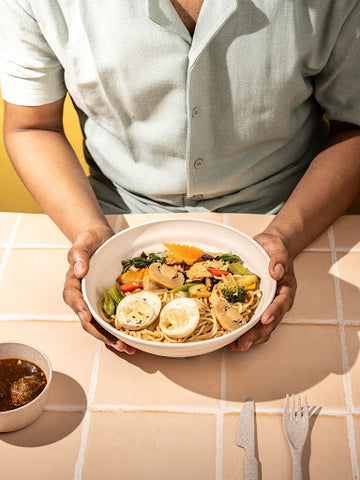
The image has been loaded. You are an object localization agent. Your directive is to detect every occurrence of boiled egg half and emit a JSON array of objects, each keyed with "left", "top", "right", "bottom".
[
  {"left": 159, "top": 298, "right": 200, "bottom": 339},
  {"left": 115, "top": 291, "right": 161, "bottom": 331}
]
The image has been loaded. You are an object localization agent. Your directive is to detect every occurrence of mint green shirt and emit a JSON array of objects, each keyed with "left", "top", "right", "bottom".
[{"left": 1, "top": 0, "right": 359, "bottom": 213}]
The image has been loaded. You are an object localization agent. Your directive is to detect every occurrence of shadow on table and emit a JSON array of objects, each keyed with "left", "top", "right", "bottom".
[
  {"left": 0, "top": 372, "right": 87, "bottom": 447},
  {"left": 111, "top": 271, "right": 359, "bottom": 404}
]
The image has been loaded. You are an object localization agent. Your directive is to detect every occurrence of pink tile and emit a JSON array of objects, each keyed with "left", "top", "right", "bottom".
[
  {"left": 83, "top": 411, "right": 216, "bottom": 480},
  {"left": 223, "top": 413, "right": 353, "bottom": 480},
  {"left": 225, "top": 324, "right": 346, "bottom": 409},
  {"left": 0, "top": 249, "right": 72, "bottom": 316},
  {"left": 0, "top": 213, "right": 18, "bottom": 244},
  {"left": 95, "top": 346, "right": 222, "bottom": 408},
  {"left": 333, "top": 215, "right": 360, "bottom": 250},
  {"left": 336, "top": 253, "right": 360, "bottom": 319},
  {"left": 0, "top": 411, "right": 83, "bottom": 479},
  {"left": 288, "top": 252, "right": 337, "bottom": 320},
  {"left": 122, "top": 212, "right": 224, "bottom": 229},
  {"left": 14, "top": 214, "right": 70, "bottom": 245},
  {"left": 344, "top": 326, "right": 360, "bottom": 409},
  {"left": 224, "top": 214, "right": 329, "bottom": 248},
  {"left": 223, "top": 213, "right": 274, "bottom": 238},
  {"left": 105, "top": 214, "right": 122, "bottom": 232},
  {"left": 0, "top": 321, "right": 97, "bottom": 405}
]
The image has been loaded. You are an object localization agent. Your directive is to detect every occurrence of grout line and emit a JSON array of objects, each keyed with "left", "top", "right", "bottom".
[
  {"left": 73, "top": 341, "right": 101, "bottom": 480},
  {"left": 216, "top": 349, "right": 227, "bottom": 480},
  {"left": 342, "top": 319, "right": 360, "bottom": 326},
  {"left": 60, "top": 404, "right": 354, "bottom": 416},
  {"left": 90, "top": 404, "right": 221, "bottom": 414},
  {"left": 280, "top": 318, "right": 338, "bottom": 325},
  {"left": 115, "top": 215, "right": 124, "bottom": 233},
  {"left": 45, "top": 405, "right": 87, "bottom": 412},
  {"left": 215, "top": 412, "right": 223, "bottom": 480},
  {"left": 0, "top": 314, "right": 78, "bottom": 322},
  {"left": 329, "top": 225, "right": 359, "bottom": 480},
  {"left": 11, "top": 243, "right": 70, "bottom": 249},
  {"left": 0, "top": 213, "right": 22, "bottom": 285}
]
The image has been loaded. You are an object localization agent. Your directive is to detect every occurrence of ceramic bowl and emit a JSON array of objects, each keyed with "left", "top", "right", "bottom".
[
  {"left": 83, "top": 218, "right": 277, "bottom": 357},
  {"left": 0, "top": 343, "right": 52, "bottom": 432}
]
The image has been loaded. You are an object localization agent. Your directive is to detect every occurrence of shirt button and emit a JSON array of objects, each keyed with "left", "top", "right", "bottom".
[
  {"left": 192, "top": 194, "right": 203, "bottom": 200},
  {"left": 192, "top": 107, "right": 200, "bottom": 118},
  {"left": 194, "top": 158, "right": 204, "bottom": 169}
]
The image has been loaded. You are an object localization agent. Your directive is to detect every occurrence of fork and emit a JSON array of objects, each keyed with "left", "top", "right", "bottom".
[{"left": 283, "top": 394, "right": 309, "bottom": 480}]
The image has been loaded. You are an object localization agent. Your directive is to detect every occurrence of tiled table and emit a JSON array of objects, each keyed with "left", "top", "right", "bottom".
[{"left": 0, "top": 212, "right": 359, "bottom": 480}]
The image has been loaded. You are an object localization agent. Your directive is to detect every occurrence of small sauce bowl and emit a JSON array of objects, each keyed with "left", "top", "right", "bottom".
[{"left": 0, "top": 342, "right": 52, "bottom": 432}]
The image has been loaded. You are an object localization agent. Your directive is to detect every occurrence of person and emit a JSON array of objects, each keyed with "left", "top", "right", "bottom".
[{"left": 1, "top": 0, "right": 359, "bottom": 355}]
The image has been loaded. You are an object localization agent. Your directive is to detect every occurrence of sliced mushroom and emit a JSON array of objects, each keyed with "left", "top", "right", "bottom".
[
  {"left": 142, "top": 274, "right": 163, "bottom": 291},
  {"left": 211, "top": 301, "right": 245, "bottom": 332},
  {"left": 148, "top": 262, "right": 185, "bottom": 289}
]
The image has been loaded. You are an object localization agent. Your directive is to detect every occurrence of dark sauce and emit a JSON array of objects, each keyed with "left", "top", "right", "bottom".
[{"left": 0, "top": 358, "right": 47, "bottom": 412}]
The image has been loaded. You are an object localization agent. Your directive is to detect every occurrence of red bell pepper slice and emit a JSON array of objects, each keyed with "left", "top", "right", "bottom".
[
  {"left": 207, "top": 267, "right": 229, "bottom": 276},
  {"left": 120, "top": 282, "right": 143, "bottom": 293}
]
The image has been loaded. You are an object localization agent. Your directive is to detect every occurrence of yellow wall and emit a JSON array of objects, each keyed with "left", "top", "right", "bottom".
[
  {"left": 0, "top": 91, "right": 359, "bottom": 214},
  {"left": 0, "top": 92, "right": 88, "bottom": 213}
]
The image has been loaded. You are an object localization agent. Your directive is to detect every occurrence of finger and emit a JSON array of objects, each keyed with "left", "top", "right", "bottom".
[
  {"left": 268, "top": 249, "right": 288, "bottom": 281},
  {"left": 68, "top": 230, "right": 108, "bottom": 278},
  {"left": 230, "top": 320, "right": 280, "bottom": 351},
  {"left": 81, "top": 316, "right": 136, "bottom": 355},
  {"left": 63, "top": 269, "right": 135, "bottom": 354},
  {"left": 254, "top": 233, "right": 289, "bottom": 281},
  {"left": 68, "top": 245, "right": 92, "bottom": 279},
  {"left": 261, "top": 287, "right": 295, "bottom": 325},
  {"left": 63, "top": 268, "right": 91, "bottom": 316}
]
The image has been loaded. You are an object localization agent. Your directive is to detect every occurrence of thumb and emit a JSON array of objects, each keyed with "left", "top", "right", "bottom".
[
  {"left": 68, "top": 232, "right": 100, "bottom": 279},
  {"left": 68, "top": 227, "right": 114, "bottom": 279},
  {"left": 268, "top": 249, "right": 288, "bottom": 281},
  {"left": 271, "top": 262, "right": 285, "bottom": 281}
]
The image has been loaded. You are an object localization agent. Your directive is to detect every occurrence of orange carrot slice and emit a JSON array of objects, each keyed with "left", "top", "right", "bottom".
[{"left": 164, "top": 243, "right": 204, "bottom": 266}]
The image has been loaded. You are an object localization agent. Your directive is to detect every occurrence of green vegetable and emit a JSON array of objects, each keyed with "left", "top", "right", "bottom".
[
  {"left": 221, "top": 285, "right": 247, "bottom": 303},
  {"left": 103, "top": 284, "right": 124, "bottom": 316},
  {"left": 228, "top": 262, "right": 257, "bottom": 277},
  {"left": 188, "top": 284, "right": 211, "bottom": 298},
  {"left": 218, "top": 253, "right": 241, "bottom": 262},
  {"left": 122, "top": 253, "right": 164, "bottom": 272},
  {"left": 108, "top": 283, "right": 124, "bottom": 305},
  {"left": 103, "top": 288, "right": 115, "bottom": 316},
  {"left": 171, "top": 282, "right": 199, "bottom": 293}
]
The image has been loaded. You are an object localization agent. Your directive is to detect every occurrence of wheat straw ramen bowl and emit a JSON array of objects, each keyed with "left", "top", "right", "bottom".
[
  {"left": 83, "top": 218, "right": 277, "bottom": 358},
  {"left": 0, "top": 343, "right": 52, "bottom": 432}
]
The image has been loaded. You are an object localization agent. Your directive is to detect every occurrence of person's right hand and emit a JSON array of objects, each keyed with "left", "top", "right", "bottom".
[{"left": 63, "top": 226, "right": 136, "bottom": 355}]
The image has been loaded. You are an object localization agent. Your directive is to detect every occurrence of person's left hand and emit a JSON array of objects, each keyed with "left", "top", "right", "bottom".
[{"left": 229, "top": 232, "right": 297, "bottom": 352}]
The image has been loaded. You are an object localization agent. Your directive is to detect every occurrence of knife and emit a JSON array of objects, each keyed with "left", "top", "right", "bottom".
[{"left": 236, "top": 397, "right": 260, "bottom": 480}]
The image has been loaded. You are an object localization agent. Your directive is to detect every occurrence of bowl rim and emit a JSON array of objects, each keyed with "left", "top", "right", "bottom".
[
  {"left": 0, "top": 342, "right": 53, "bottom": 415},
  {"left": 83, "top": 217, "right": 277, "bottom": 350}
]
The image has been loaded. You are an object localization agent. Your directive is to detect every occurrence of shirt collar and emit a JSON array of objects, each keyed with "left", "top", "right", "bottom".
[
  {"left": 147, "top": 0, "right": 193, "bottom": 43},
  {"left": 147, "top": 0, "right": 238, "bottom": 66}
]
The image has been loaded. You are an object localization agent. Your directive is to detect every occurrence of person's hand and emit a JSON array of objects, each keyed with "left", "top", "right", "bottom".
[
  {"left": 229, "top": 231, "right": 297, "bottom": 352},
  {"left": 63, "top": 226, "right": 136, "bottom": 355}
]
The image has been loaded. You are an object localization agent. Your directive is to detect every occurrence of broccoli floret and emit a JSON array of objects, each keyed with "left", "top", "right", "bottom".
[{"left": 221, "top": 286, "right": 247, "bottom": 303}]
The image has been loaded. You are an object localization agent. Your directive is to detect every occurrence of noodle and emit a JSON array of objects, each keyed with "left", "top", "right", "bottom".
[
  {"left": 97, "top": 246, "right": 262, "bottom": 343},
  {"left": 98, "top": 286, "right": 261, "bottom": 343}
]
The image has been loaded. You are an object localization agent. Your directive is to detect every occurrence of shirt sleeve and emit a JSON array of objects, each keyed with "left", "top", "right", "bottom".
[
  {"left": 0, "top": 0, "right": 66, "bottom": 106},
  {"left": 313, "top": 1, "right": 360, "bottom": 126}
]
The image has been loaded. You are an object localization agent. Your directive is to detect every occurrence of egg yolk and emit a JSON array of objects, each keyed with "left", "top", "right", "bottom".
[{"left": 161, "top": 308, "right": 188, "bottom": 329}]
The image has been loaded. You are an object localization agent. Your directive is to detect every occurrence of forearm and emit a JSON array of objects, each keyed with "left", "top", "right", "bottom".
[
  {"left": 265, "top": 124, "right": 360, "bottom": 257},
  {"left": 5, "top": 128, "right": 111, "bottom": 242}
]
